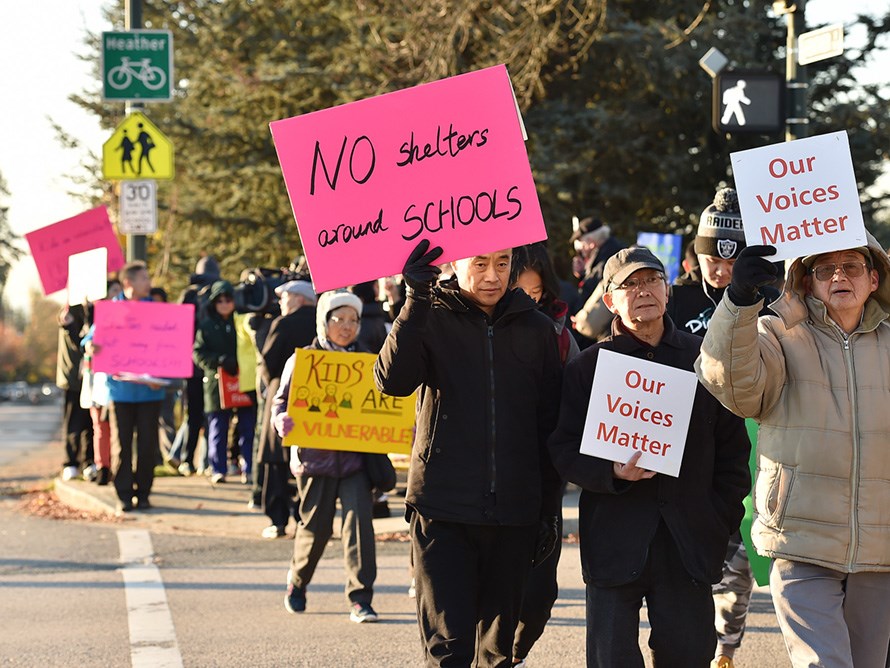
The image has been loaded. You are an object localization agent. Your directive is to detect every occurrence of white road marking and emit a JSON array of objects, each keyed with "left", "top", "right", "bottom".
[{"left": 117, "top": 529, "right": 183, "bottom": 668}]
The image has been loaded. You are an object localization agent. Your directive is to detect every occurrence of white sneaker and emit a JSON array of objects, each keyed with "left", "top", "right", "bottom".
[
  {"left": 61, "top": 466, "right": 79, "bottom": 481},
  {"left": 210, "top": 472, "right": 226, "bottom": 484},
  {"left": 261, "top": 525, "right": 286, "bottom": 539},
  {"left": 82, "top": 464, "right": 98, "bottom": 482}
]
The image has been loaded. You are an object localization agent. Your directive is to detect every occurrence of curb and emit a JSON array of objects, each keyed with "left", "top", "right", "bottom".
[{"left": 54, "top": 477, "right": 122, "bottom": 517}]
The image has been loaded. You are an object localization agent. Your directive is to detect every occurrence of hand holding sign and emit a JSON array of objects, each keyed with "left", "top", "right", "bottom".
[
  {"left": 613, "top": 451, "right": 657, "bottom": 481},
  {"left": 727, "top": 245, "right": 779, "bottom": 306},
  {"left": 403, "top": 239, "right": 444, "bottom": 301}
]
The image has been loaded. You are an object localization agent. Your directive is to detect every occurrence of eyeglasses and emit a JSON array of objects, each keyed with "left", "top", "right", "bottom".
[
  {"left": 810, "top": 262, "right": 870, "bottom": 282},
  {"left": 612, "top": 273, "right": 665, "bottom": 293},
  {"left": 329, "top": 315, "right": 361, "bottom": 327}
]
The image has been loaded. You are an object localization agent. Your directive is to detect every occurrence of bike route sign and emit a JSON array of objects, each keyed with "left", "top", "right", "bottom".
[{"left": 102, "top": 30, "right": 173, "bottom": 101}]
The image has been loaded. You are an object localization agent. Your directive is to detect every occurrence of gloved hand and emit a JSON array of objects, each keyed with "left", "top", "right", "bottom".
[
  {"left": 274, "top": 412, "right": 294, "bottom": 438},
  {"left": 531, "top": 515, "right": 560, "bottom": 568},
  {"left": 403, "top": 239, "right": 444, "bottom": 301},
  {"left": 220, "top": 355, "right": 238, "bottom": 376},
  {"left": 727, "top": 245, "right": 779, "bottom": 306}
]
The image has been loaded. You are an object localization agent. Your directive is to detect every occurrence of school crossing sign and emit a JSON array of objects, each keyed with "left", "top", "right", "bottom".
[
  {"left": 102, "top": 30, "right": 173, "bottom": 101},
  {"left": 102, "top": 112, "right": 174, "bottom": 181}
]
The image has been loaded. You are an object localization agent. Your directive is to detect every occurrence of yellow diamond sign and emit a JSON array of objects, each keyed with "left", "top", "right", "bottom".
[{"left": 102, "top": 111, "right": 174, "bottom": 180}]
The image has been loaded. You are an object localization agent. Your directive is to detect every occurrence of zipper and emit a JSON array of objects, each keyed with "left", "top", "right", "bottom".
[
  {"left": 487, "top": 324, "right": 496, "bottom": 495},
  {"left": 841, "top": 331, "right": 860, "bottom": 569}
]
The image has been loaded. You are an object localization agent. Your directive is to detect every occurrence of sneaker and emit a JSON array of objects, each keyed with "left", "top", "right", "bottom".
[
  {"left": 117, "top": 499, "right": 134, "bottom": 513},
  {"left": 285, "top": 583, "right": 306, "bottom": 613},
  {"left": 261, "top": 524, "right": 286, "bottom": 539},
  {"left": 97, "top": 467, "right": 111, "bottom": 486},
  {"left": 513, "top": 660, "right": 527, "bottom": 668},
  {"left": 246, "top": 497, "right": 260, "bottom": 510},
  {"left": 711, "top": 657, "right": 734, "bottom": 668},
  {"left": 240, "top": 471, "right": 250, "bottom": 485},
  {"left": 178, "top": 462, "right": 195, "bottom": 477},
  {"left": 82, "top": 464, "right": 98, "bottom": 482},
  {"left": 210, "top": 473, "right": 226, "bottom": 484},
  {"left": 407, "top": 578, "right": 416, "bottom": 599},
  {"left": 61, "top": 466, "right": 79, "bottom": 481},
  {"left": 165, "top": 457, "right": 181, "bottom": 471},
  {"left": 349, "top": 602, "right": 378, "bottom": 623},
  {"left": 134, "top": 498, "right": 152, "bottom": 511}
]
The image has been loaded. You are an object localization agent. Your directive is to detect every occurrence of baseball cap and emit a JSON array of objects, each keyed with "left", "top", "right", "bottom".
[
  {"left": 275, "top": 280, "right": 316, "bottom": 302},
  {"left": 603, "top": 247, "right": 666, "bottom": 289}
]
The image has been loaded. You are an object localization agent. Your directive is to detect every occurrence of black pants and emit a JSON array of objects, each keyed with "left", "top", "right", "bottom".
[
  {"left": 585, "top": 521, "right": 715, "bottom": 668},
  {"left": 181, "top": 371, "right": 204, "bottom": 467},
  {"left": 410, "top": 511, "right": 537, "bottom": 667},
  {"left": 62, "top": 388, "right": 93, "bottom": 468},
  {"left": 110, "top": 400, "right": 161, "bottom": 504},
  {"left": 513, "top": 513, "right": 563, "bottom": 660},
  {"left": 262, "top": 463, "right": 294, "bottom": 527}
]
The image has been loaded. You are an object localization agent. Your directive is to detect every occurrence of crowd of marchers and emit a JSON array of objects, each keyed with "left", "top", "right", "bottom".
[{"left": 52, "top": 185, "right": 890, "bottom": 667}]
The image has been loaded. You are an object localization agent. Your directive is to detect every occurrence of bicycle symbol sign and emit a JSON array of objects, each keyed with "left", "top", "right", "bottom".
[{"left": 102, "top": 30, "right": 173, "bottom": 101}]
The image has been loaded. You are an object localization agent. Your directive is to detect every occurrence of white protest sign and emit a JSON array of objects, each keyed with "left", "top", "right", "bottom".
[
  {"left": 580, "top": 349, "right": 698, "bottom": 477},
  {"left": 730, "top": 130, "right": 866, "bottom": 262},
  {"left": 66, "top": 247, "right": 108, "bottom": 306}
]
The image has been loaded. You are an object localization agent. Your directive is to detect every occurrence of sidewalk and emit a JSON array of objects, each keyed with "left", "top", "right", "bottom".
[{"left": 55, "top": 469, "right": 581, "bottom": 540}]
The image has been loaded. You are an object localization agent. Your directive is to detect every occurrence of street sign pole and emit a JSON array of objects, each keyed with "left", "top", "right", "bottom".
[
  {"left": 126, "top": 0, "right": 146, "bottom": 262},
  {"left": 777, "top": 0, "right": 808, "bottom": 142}
]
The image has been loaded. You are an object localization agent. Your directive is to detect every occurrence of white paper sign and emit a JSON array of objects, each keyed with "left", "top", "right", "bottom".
[
  {"left": 730, "top": 130, "right": 866, "bottom": 262},
  {"left": 67, "top": 247, "right": 108, "bottom": 306},
  {"left": 580, "top": 349, "right": 698, "bottom": 477}
]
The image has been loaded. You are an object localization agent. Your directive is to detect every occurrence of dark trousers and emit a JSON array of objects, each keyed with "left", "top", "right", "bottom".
[
  {"left": 585, "top": 521, "right": 715, "bottom": 668},
  {"left": 514, "top": 513, "right": 563, "bottom": 660},
  {"left": 262, "top": 463, "right": 294, "bottom": 527},
  {"left": 62, "top": 388, "right": 93, "bottom": 468},
  {"left": 110, "top": 400, "right": 161, "bottom": 504},
  {"left": 181, "top": 371, "right": 204, "bottom": 466},
  {"left": 410, "top": 512, "right": 537, "bottom": 667}
]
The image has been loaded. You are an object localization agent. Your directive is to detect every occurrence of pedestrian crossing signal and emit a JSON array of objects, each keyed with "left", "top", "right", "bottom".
[
  {"left": 102, "top": 111, "right": 174, "bottom": 180},
  {"left": 713, "top": 71, "right": 784, "bottom": 134}
]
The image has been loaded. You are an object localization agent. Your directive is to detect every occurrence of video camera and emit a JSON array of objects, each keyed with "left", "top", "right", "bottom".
[{"left": 234, "top": 257, "right": 311, "bottom": 316}]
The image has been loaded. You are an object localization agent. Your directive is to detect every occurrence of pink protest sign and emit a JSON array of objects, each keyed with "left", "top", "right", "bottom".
[
  {"left": 270, "top": 64, "right": 546, "bottom": 293},
  {"left": 24, "top": 206, "right": 126, "bottom": 296},
  {"left": 92, "top": 301, "right": 195, "bottom": 378}
]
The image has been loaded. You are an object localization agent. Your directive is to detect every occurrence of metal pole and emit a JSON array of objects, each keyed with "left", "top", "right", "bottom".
[
  {"left": 784, "top": 0, "right": 808, "bottom": 141},
  {"left": 124, "top": 0, "right": 146, "bottom": 262}
]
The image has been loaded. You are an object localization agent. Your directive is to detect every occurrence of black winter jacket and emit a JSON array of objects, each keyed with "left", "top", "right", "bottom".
[
  {"left": 374, "top": 282, "right": 563, "bottom": 526},
  {"left": 548, "top": 316, "right": 750, "bottom": 586}
]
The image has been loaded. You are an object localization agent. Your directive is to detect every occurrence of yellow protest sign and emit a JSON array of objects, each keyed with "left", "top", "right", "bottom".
[
  {"left": 284, "top": 349, "right": 414, "bottom": 454},
  {"left": 102, "top": 111, "right": 174, "bottom": 180}
]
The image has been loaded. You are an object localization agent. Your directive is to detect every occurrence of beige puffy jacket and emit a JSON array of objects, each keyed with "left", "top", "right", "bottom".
[{"left": 695, "top": 233, "right": 890, "bottom": 572}]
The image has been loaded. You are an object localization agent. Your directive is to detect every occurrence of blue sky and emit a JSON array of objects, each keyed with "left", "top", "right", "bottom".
[{"left": 1, "top": 2, "right": 886, "bottom": 312}]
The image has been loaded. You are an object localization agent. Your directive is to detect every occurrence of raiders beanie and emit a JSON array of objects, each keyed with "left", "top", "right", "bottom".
[{"left": 694, "top": 188, "right": 746, "bottom": 260}]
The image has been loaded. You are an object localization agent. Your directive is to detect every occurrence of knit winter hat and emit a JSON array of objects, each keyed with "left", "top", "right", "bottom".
[
  {"left": 315, "top": 290, "right": 363, "bottom": 342},
  {"left": 694, "top": 188, "right": 747, "bottom": 260}
]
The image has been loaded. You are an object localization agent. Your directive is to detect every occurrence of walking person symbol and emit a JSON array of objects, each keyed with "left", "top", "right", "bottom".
[
  {"left": 721, "top": 80, "right": 751, "bottom": 126},
  {"left": 117, "top": 130, "right": 136, "bottom": 174},
  {"left": 136, "top": 122, "right": 156, "bottom": 175}
]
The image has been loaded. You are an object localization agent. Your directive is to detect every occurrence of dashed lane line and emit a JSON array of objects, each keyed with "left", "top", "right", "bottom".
[{"left": 117, "top": 529, "right": 183, "bottom": 668}]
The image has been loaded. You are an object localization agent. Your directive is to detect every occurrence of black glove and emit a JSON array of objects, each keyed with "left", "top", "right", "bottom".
[
  {"left": 403, "top": 239, "right": 444, "bottom": 301},
  {"left": 531, "top": 515, "right": 560, "bottom": 568},
  {"left": 727, "top": 245, "right": 779, "bottom": 306},
  {"left": 220, "top": 355, "right": 238, "bottom": 376}
]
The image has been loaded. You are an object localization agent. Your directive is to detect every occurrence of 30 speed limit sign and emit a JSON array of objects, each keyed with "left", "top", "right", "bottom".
[{"left": 119, "top": 180, "right": 158, "bottom": 234}]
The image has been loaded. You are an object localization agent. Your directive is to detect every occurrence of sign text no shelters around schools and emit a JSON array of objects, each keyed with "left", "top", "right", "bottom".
[
  {"left": 730, "top": 130, "right": 867, "bottom": 262},
  {"left": 580, "top": 350, "right": 698, "bottom": 477},
  {"left": 270, "top": 65, "right": 547, "bottom": 293}
]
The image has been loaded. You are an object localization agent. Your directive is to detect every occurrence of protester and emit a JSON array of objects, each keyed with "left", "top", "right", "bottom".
[
  {"left": 56, "top": 301, "right": 93, "bottom": 481},
  {"left": 510, "top": 242, "right": 578, "bottom": 666},
  {"left": 548, "top": 247, "right": 750, "bottom": 667},
  {"left": 273, "top": 290, "right": 379, "bottom": 623},
  {"left": 696, "top": 232, "right": 890, "bottom": 668},
  {"left": 83, "top": 261, "right": 165, "bottom": 512},
  {"left": 350, "top": 281, "right": 389, "bottom": 354},
  {"left": 374, "top": 240, "right": 563, "bottom": 666},
  {"left": 80, "top": 279, "right": 122, "bottom": 486},
  {"left": 667, "top": 186, "right": 783, "bottom": 668},
  {"left": 193, "top": 280, "right": 255, "bottom": 485},
  {"left": 569, "top": 216, "right": 624, "bottom": 316},
  {"left": 172, "top": 256, "right": 220, "bottom": 476},
  {"left": 255, "top": 279, "right": 317, "bottom": 537}
]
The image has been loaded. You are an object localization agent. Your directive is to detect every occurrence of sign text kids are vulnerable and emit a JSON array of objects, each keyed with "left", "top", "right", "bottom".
[
  {"left": 580, "top": 350, "right": 698, "bottom": 477},
  {"left": 270, "top": 65, "right": 546, "bottom": 293},
  {"left": 730, "top": 130, "right": 867, "bottom": 262}
]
